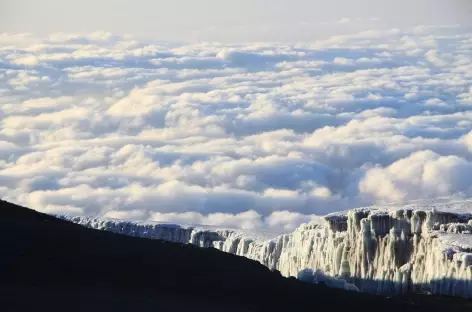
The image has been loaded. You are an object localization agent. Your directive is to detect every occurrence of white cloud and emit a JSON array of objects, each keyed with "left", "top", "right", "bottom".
[
  {"left": 266, "top": 211, "right": 323, "bottom": 232},
  {"left": 1, "top": 26, "right": 471, "bottom": 232},
  {"left": 360, "top": 151, "right": 472, "bottom": 202}
]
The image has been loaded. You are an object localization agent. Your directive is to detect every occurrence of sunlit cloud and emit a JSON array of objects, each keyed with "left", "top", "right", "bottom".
[{"left": 1, "top": 25, "right": 471, "bottom": 232}]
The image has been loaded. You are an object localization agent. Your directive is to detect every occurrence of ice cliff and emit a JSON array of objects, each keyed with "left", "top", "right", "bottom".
[{"left": 60, "top": 200, "right": 472, "bottom": 298}]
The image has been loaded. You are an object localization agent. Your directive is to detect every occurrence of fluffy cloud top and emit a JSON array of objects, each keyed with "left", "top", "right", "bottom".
[{"left": 1, "top": 26, "right": 471, "bottom": 232}]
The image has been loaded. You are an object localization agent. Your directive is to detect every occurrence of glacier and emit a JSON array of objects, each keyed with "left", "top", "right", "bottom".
[{"left": 59, "top": 199, "right": 472, "bottom": 298}]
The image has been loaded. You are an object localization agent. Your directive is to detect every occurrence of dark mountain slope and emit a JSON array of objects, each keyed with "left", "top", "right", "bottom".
[{"left": 0, "top": 199, "right": 471, "bottom": 311}]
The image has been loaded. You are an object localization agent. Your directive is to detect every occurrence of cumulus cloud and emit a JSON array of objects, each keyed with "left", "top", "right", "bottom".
[{"left": 0, "top": 25, "right": 471, "bottom": 232}]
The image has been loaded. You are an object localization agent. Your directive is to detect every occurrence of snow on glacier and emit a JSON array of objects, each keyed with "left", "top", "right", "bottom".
[{"left": 59, "top": 199, "right": 472, "bottom": 298}]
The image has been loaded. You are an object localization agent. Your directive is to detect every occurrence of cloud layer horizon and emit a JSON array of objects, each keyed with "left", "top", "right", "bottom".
[{"left": 1, "top": 25, "right": 472, "bottom": 232}]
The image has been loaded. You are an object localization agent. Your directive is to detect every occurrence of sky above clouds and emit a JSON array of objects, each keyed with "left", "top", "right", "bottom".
[
  {"left": 1, "top": 2, "right": 472, "bottom": 232},
  {"left": 1, "top": 0, "right": 472, "bottom": 42}
]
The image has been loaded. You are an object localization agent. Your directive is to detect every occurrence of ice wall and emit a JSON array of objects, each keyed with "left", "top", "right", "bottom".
[{"left": 61, "top": 207, "right": 472, "bottom": 298}]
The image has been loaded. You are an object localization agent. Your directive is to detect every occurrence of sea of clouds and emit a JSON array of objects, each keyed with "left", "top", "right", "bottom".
[{"left": 1, "top": 25, "right": 471, "bottom": 232}]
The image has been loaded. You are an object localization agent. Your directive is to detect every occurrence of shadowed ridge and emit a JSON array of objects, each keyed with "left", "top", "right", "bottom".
[{"left": 0, "top": 199, "right": 471, "bottom": 311}]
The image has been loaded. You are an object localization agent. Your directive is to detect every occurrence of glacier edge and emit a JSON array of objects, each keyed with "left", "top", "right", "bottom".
[{"left": 59, "top": 204, "right": 472, "bottom": 298}]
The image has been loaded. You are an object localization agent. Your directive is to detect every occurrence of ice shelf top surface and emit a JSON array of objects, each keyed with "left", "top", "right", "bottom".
[{"left": 324, "top": 198, "right": 472, "bottom": 221}]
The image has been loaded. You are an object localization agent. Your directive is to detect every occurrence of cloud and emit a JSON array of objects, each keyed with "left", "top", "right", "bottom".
[
  {"left": 0, "top": 25, "right": 471, "bottom": 232},
  {"left": 150, "top": 210, "right": 264, "bottom": 231},
  {"left": 359, "top": 150, "right": 472, "bottom": 202},
  {"left": 266, "top": 211, "right": 323, "bottom": 232}
]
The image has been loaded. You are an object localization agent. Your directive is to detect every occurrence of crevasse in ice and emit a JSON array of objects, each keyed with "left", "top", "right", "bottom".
[{"left": 60, "top": 205, "right": 472, "bottom": 298}]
